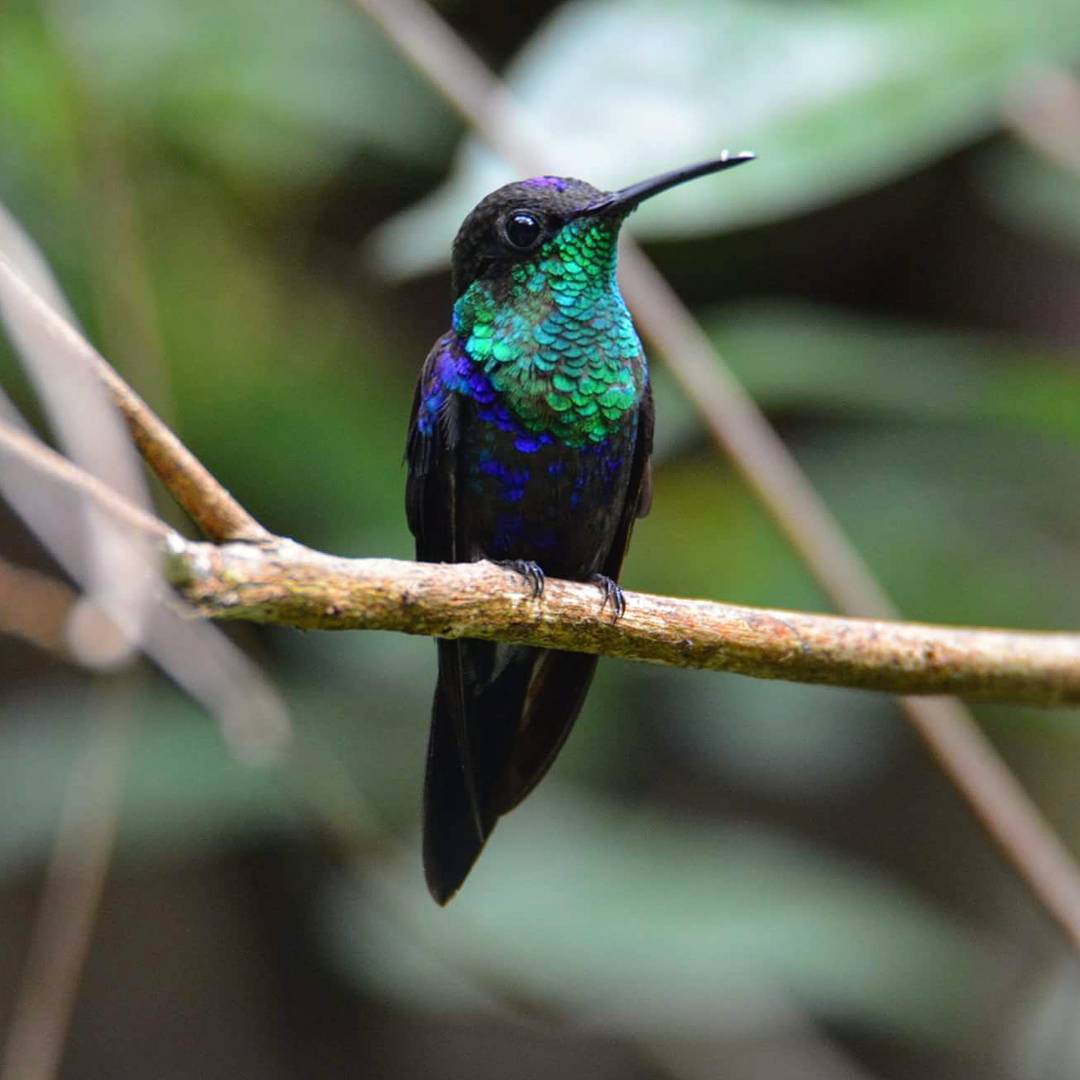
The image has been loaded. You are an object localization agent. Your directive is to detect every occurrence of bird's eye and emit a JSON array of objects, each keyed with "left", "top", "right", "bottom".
[{"left": 504, "top": 211, "right": 542, "bottom": 250}]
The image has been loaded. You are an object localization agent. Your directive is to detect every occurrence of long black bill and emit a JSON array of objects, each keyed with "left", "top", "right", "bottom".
[{"left": 580, "top": 150, "right": 755, "bottom": 218}]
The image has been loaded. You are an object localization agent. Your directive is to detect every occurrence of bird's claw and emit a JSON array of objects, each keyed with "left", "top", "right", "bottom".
[
  {"left": 590, "top": 574, "right": 625, "bottom": 620},
  {"left": 498, "top": 559, "right": 545, "bottom": 599}
]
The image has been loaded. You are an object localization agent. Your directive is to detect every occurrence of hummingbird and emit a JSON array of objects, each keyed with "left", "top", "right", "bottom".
[{"left": 406, "top": 152, "right": 754, "bottom": 903}]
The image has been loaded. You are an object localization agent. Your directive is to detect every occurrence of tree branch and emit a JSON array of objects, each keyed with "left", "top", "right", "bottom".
[
  {"left": 9, "top": 409, "right": 1080, "bottom": 709},
  {"left": 164, "top": 537, "right": 1080, "bottom": 708}
]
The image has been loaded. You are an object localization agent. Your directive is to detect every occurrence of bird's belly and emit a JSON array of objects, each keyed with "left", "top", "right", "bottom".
[{"left": 460, "top": 421, "right": 636, "bottom": 581}]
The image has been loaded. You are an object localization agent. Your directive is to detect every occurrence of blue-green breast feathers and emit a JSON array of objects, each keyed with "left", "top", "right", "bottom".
[{"left": 451, "top": 216, "right": 646, "bottom": 448}]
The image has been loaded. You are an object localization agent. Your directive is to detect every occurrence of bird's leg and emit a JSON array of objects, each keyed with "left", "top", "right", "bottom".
[
  {"left": 497, "top": 559, "right": 545, "bottom": 599},
  {"left": 590, "top": 574, "right": 626, "bottom": 620}
]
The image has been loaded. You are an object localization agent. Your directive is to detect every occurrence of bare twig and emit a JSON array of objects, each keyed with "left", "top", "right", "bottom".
[
  {"left": 2, "top": 681, "right": 136, "bottom": 1080},
  {"left": 1004, "top": 67, "right": 1080, "bottom": 176},
  {"left": 349, "top": 0, "right": 1080, "bottom": 948},
  {"left": 0, "top": 253, "right": 267, "bottom": 543},
  {"left": 0, "top": 418, "right": 170, "bottom": 540},
  {"left": 0, "top": 202, "right": 152, "bottom": 666}
]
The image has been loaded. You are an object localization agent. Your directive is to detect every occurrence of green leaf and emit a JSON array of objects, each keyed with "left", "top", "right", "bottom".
[{"left": 373, "top": 0, "right": 1080, "bottom": 277}]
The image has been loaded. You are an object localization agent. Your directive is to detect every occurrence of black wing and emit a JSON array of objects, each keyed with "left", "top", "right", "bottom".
[
  {"left": 406, "top": 334, "right": 461, "bottom": 560},
  {"left": 495, "top": 381, "right": 655, "bottom": 813},
  {"left": 406, "top": 335, "right": 488, "bottom": 900}
]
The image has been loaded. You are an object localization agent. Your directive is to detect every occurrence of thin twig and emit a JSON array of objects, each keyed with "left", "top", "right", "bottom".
[
  {"left": 0, "top": 253, "right": 267, "bottom": 543},
  {"left": 0, "top": 418, "right": 169, "bottom": 540},
  {"left": 1, "top": 200, "right": 153, "bottom": 666},
  {"left": 1003, "top": 67, "right": 1080, "bottom": 177},
  {"left": 2, "top": 680, "right": 136, "bottom": 1080},
  {"left": 349, "top": 0, "right": 1080, "bottom": 948}
]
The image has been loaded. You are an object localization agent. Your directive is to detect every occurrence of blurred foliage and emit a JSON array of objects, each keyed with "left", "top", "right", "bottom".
[
  {"left": 373, "top": 0, "right": 1080, "bottom": 275},
  {"left": 55, "top": 0, "right": 457, "bottom": 181},
  {"left": 3, "top": 0, "right": 1080, "bottom": 1076},
  {"left": 980, "top": 141, "right": 1080, "bottom": 255},
  {"left": 335, "top": 796, "right": 990, "bottom": 1040}
]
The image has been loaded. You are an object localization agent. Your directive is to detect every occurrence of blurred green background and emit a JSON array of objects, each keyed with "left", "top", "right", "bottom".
[{"left": 3, "top": 0, "right": 1080, "bottom": 1077}]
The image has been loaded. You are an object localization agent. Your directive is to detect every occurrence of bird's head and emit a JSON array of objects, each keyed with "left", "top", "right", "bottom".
[{"left": 449, "top": 152, "right": 755, "bottom": 299}]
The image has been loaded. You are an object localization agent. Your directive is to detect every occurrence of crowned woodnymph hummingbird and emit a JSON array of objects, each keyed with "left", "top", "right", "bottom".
[{"left": 406, "top": 151, "right": 754, "bottom": 902}]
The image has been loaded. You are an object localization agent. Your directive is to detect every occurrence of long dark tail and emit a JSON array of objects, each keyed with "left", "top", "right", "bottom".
[
  {"left": 422, "top": 639, "right": 599, "bottom": 904},
  {"left": 422, "top": 638, "right": 536, "bottom": 904}
]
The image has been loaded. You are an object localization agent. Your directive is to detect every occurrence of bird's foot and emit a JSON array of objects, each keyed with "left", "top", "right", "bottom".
[
  {"left": 497, "top": 559, "right": 545, "bottom": 599},
  {"left": 590, "top": 574, "right": 626, "bottom": 620}
]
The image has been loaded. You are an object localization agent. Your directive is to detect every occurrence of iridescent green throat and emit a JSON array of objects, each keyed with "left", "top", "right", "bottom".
[{"left": 453, "top": 217, "right": 644, "bottom": 447}]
